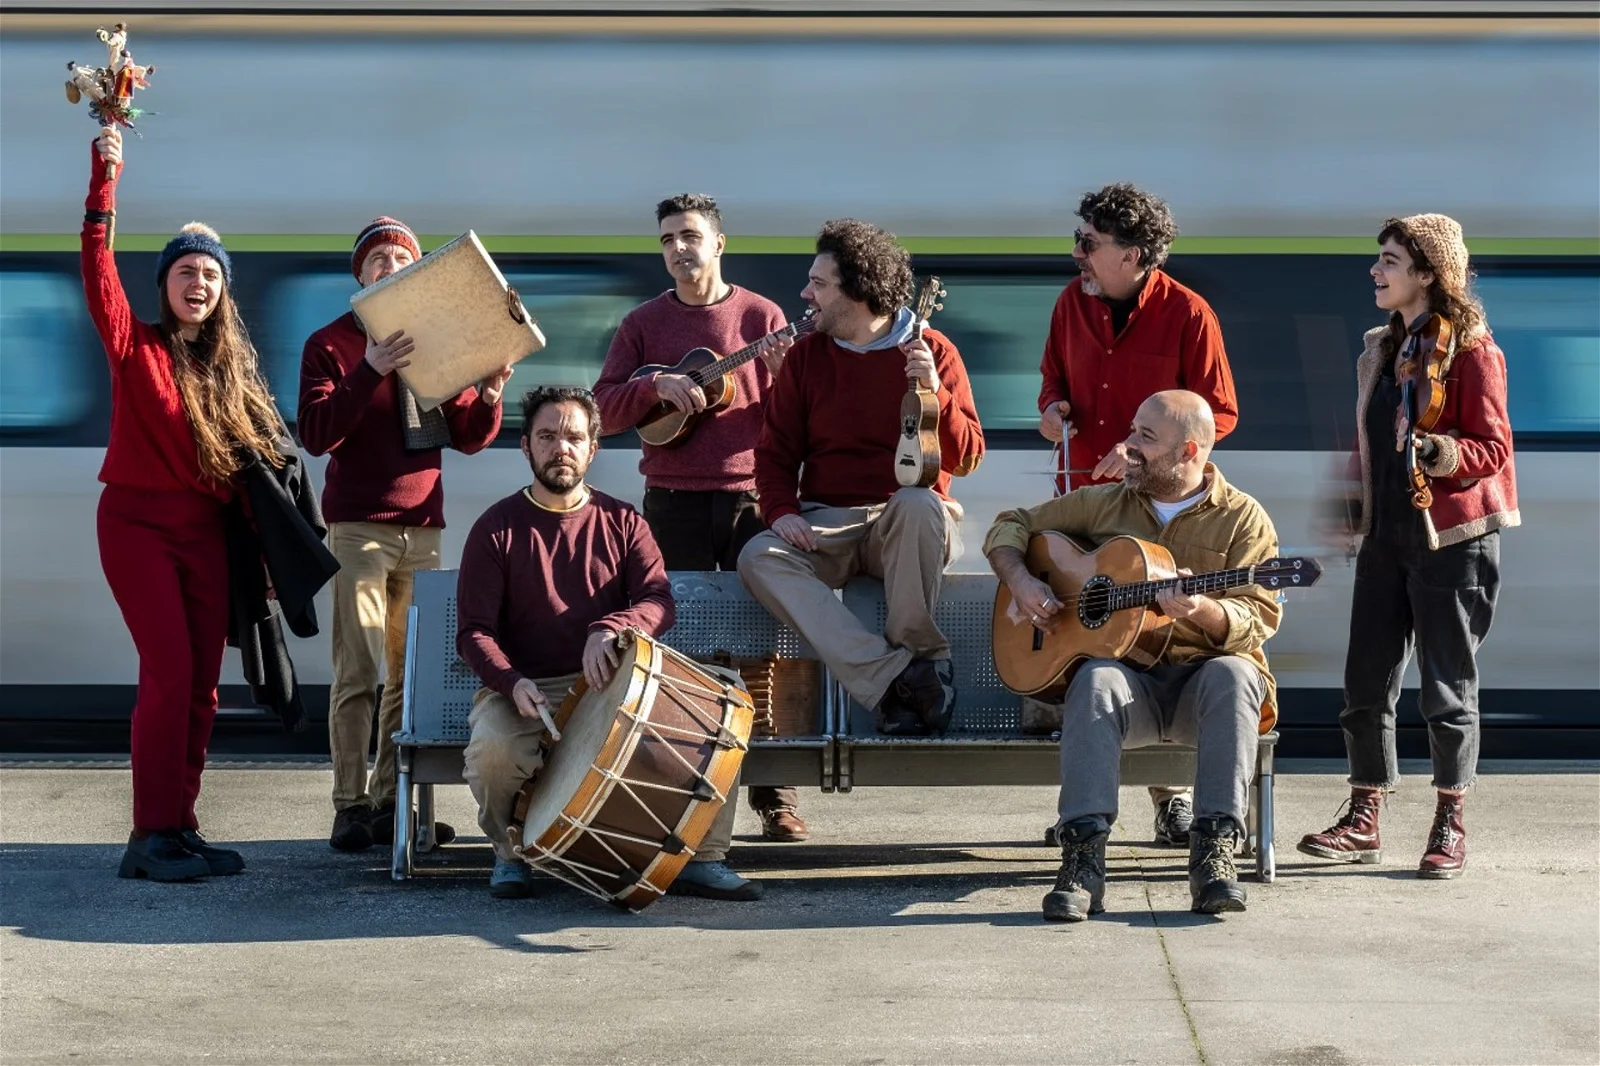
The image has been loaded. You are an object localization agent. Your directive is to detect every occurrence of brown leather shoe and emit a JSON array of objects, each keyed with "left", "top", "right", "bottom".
[
  {"left": 759, "top": 807, "right": 810, "bottom": 843},
  {"left": 1418, "top": 792, "right": 1467, "bottom": 879},
  {"left": 1297, "top": 787, "right": 1383, "bottom": 864}
]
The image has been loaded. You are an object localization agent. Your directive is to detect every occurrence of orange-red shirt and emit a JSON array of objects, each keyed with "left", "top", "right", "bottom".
[{"left": 1038, "top": 269, "right": 1238, "bottom": 492}]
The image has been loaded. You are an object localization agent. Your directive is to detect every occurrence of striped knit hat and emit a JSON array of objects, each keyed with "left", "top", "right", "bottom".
[
  {"left": 1390, "top": 213, "right": 1470, "bottom": 295},
  {"left": 352, "top": 216, "right": 421, "bottom": 279}
]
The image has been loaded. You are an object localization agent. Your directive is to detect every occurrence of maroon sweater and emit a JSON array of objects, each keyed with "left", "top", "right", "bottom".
[
  {"left": 80, "top": 144, "right": 230, "bottom": 502},
  {"left": 297, "top": 312, "right": 501, "bottom": 526},
  {"left": 593, "top": 287, "right": 786, "bottom": 491},
  {"left": 754, "top": 328, "right": 985, "bottom": 522},
  {"left": 455, "top": 489, "right": 675, "bottom": 699}
]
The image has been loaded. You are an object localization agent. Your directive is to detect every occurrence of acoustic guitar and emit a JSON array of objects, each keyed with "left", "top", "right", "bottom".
[
  {"left": 630, "top": 313, "right": 816, "bottom": 447},
  {"left": 893, "top": 276, "right": 946, "bottom": 488},
  {"left": 991, "top": 532, "right": 1322, "bottom": 699}
]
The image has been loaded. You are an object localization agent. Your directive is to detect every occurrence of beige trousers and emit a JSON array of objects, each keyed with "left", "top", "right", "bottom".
[
  {"left": 464, "top": 680, "right": 739, "bottom": 865},
  {"left": 737, "top": 487, "right": 962, "bottom": 710},
  {"left": 327, "top": 520, "right": 441, "bottom": 811}
]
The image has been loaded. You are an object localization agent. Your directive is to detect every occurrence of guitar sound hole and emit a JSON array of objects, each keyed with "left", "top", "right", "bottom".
[{"left": 1077, "top": 574, "right": 1114, "bottom": 629}]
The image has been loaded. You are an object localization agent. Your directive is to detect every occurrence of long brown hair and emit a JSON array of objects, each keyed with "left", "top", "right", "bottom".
[
  {"left": 158, "top": 282, "right": 286, "bottom": 483},
  {"left": 1376, "top": 218, "right": 1490, "bottom": 362}
]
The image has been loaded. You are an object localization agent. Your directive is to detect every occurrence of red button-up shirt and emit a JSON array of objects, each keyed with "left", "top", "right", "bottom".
[{"left": 1038, "top": 269, "right": 1239, "bottom": 492}]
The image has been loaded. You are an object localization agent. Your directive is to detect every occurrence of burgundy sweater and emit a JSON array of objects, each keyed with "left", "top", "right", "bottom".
[
  {"left": 593, "top": 287, "right": 786, "bottom": 491},
  {"left": 754, "top": 328, "right": 985, "bottom": 522},
  {"left": 297, "top": 312, "right": 501, "bottom": 526},
  {"left": 455, "top": 489, "right": 675, "bottom": 699},
  {"left": 80, "top": 144, "right": 230, "bottom": 502}
]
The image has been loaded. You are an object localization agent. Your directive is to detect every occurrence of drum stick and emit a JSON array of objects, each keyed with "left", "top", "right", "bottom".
[{"left": 536, "top": 701, "right": 561, "bottom": 741}]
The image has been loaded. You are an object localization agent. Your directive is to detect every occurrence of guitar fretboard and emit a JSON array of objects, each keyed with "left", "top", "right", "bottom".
[
  {"left": 687, "top": 316, "right": 818, "bottom": 387},
  {"left": 1103, "top": 568, "right": 1256, "bottom": 612}
]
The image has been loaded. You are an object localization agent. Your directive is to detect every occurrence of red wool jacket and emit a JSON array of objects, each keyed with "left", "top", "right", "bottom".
[
  {"left": 1350, "top": 326, "right": 1520, "bottom": 549},
  {"left": 754, "top": 328, "right": 984, "bottom": 522},
  {"left": 1038, "top": 270, "right": 1239, "bottom": 491},
  {"left": 80, "top": 145, "right": 230, "bottom": 501}
]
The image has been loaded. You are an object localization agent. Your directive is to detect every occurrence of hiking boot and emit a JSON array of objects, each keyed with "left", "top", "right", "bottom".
[
  {"left": 667, "top": 860, "right": 764, "bottom": 901},
  {"left": 1418, "top": 793, "right": 1467, "bottom": 880},
  {"left": 1041, "top": 819, "right": 1108, "bottom": 922},
  {"left": 178, "top": 830, "right": 245, "bottom": 876},
  {"left": 329, "top": 803, "right": 374, "bottom": 853},
  {"left": 1189, "top": 815, "right": 1248, "bottom": 915},
  {"left": 1297, "top": 787, "right": 1383, "bottom": 864},
  {"left": 367, "top": 802, "right": 457, "bottom": 848},
  {"left": 489, "top": 858, "right": 536, "bottom": 899},
  {"left": 758, "top": 807, "right": 810, "bottom": 843},
  {"left": 1153, "top": 793, "right": 1195, "bottom": 846},
  {"left": 888, "top": 658, "right": 957, "bottom": 736},
  {"left": 118, "top": 830, "right": 211, "bottom": 882}
]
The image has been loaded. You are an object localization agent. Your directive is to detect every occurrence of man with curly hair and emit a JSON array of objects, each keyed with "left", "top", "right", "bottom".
[
  {"left": 1034, "top": 183, "right": 1241, "bottom": 848},
  {"left": 738, "top": 220, "right": 984, "bottom": 736}
]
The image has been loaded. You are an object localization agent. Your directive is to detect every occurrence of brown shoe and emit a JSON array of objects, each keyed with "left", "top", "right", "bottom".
[
  {"left": 1418, "top": 792, "right": 1467, "bottom": 879},
  {"left": 759, "top": 807, "right": 810, "bottom": 843},
  {"left": 1297, "top": 787, "right": 1383, "bottom": 864}
]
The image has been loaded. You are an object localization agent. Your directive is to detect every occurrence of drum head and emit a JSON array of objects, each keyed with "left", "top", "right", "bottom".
[{"left": 519, "top": 643, "right": 641, "bottom": 848}]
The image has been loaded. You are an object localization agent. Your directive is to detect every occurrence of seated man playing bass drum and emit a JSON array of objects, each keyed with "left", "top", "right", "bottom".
[
  {"left": 983, "top": 390, "right": 1282, "bottom": 921},
  {"left": 456, "top": 386, "right": 761, "bottom": 902}
]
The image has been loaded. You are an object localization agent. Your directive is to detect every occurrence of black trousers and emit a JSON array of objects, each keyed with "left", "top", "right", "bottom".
[
  {"left": 1341, "top": 530, "right": 1501, "bottom": 791},
  {"left": 643, "top": 487, "right": 799, "bottom": 813}
]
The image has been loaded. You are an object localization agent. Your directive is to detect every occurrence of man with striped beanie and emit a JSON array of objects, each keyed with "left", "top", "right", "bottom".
[{"left": 297, "top": 216, "right": 515, "bottom": 853}]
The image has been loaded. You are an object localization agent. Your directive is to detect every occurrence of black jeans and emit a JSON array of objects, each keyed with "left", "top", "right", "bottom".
[
  {"left": 643, "top": 487, "right": 798, "bottom": 813},
  {"left": 1341, "top": 530, "right": 1501, "bottom": 791}
]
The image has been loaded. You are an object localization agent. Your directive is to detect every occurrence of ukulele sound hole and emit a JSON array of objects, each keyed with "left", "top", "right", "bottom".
[{"left": 1077, "top": 574, "right": 1114, "bottom": 629}]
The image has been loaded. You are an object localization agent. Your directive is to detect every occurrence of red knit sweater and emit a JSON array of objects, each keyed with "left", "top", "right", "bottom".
[
  {"left": 455, "top": 489, "right": 675, "bottom": 699},
  {"left": 297, "top": 312, "right": 501, "bottom": 526},
  {"left": 593, "top": 287, "right": 786, "bottom": 492},
  {"left": 754, "top": 328, "right": 985, "bottom": 523},
  {"left": 80, "top": 144, "right": 230, "bottom": 501}
]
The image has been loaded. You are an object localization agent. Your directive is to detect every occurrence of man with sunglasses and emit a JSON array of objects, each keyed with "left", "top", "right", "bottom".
[{"left": 1034, "top": 183, "right": 1241, "bottom": 848}]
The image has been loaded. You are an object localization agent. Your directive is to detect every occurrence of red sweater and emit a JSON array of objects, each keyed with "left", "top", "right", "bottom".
[
  {"left": 455, "top": 489, "right": 675, "bottom": 700},
  {"left": 593, "top": 287, "right": 786, "bottom": 492},
  {"left": 297, "top": 312, "right": 500, "bottom": 526},
  {"left": 80, "top": 145, "right": 230, "bottom": 502},
  {"left": 754, "top": 328, "right": 985, "bottom": 523},
  {"left": 1038, "top": 270, "right": 1239, "bottom": 491}
]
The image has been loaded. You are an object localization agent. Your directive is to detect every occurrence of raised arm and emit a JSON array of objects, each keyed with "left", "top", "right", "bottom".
[{"left": 80, "top": 130, "right": 135, "bottom": 367}]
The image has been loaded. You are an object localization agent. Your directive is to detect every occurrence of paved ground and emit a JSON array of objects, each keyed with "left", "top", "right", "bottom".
[{"left": 0, "top": 761, "right": 1596, "bottom": 1066}]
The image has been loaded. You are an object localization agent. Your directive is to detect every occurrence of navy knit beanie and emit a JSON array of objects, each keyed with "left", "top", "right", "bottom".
[{"left": 155, "top": 222, "right": 233, "bottom": 288}]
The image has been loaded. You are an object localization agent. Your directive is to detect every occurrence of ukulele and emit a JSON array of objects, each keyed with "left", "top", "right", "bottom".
[
  {"left": 893, "top": 276, "right": 946, "bottom": 488},
  {"left": 631, "top": 312, "right": 816, "bottom": 447},
  {"left": 991, "top": 532, "right": 1322, "bottom": 698}
]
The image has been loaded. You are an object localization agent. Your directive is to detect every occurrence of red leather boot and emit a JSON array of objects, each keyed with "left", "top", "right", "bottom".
[{"left": 1418, "top": 792, "right": 1467, "bottom": 879}]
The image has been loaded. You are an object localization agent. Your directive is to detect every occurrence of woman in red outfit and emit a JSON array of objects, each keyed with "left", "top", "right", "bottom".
[
  {"left": 1299, "top": 214, "right": 1519, "bottom": 879},
  {"left": 85, "top": 126, "right": 288, "bottom": 881}
]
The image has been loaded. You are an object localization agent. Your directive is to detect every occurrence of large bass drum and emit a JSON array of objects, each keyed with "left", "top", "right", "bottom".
[{"left": 507, "top": 628, "right": 753, "bottom": 912}]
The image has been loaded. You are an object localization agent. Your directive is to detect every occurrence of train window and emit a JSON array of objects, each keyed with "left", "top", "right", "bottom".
[
  {"left": 930, "top": 276, "right": 1063, "bottom": 430},
  {"left": 1478, "top": 273, "right": 1600, "bottom": 436},
  {"left": 0, "top": 273, "right": 95, "bottom": 430},
  {"left": 264, "top": 268, "right": 638, "bottom": 425}
]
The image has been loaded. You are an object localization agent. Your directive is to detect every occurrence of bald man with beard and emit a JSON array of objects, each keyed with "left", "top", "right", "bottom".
[{"left": 984, "top": 390, "right": 1283, "bottom": 922}]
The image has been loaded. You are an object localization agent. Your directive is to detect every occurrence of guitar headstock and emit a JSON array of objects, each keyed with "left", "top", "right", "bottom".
[
  {"left": 912, "top": 275, "right": 945, "bottom": 329},
  {"left": 1253, "top": 556, "right": 1324, "bottom": 590}
]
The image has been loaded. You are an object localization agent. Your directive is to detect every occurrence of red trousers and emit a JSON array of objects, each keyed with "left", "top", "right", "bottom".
[{"left": 97, "top": 485, "right": 229, "bottom": 833}]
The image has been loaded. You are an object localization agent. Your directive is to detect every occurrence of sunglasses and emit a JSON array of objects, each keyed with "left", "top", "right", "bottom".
[{"left": 1074, "top": 229, "right": 1108, "bottom": 255}]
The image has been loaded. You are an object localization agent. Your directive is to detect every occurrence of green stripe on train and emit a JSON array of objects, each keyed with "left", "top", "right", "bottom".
[{"left": 2, "top": 234, "right": 1597, "bottom": 256}]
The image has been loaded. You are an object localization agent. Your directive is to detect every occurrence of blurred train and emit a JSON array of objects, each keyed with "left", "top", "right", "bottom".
[{"left": 1, "top": 3, "right": 1596, "bottom": 754}]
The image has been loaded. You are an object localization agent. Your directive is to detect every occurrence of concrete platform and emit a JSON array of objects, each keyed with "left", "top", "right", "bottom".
[{"left": 1, "top": 761, "right": 1596, "bottom": 1065}]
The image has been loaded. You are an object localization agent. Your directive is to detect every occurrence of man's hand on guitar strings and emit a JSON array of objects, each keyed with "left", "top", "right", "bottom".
[
  {"left": 1006, "top": 575, "right": 1064, "bottom": 633},
  {"left": 900, "top": 337, "right": 940, "bottom": 393},
  {"left": 654, "top": 372, "right": 707, "bottom": 413}
]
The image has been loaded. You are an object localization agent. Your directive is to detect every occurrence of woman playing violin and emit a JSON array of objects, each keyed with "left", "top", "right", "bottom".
[{"left": 1299, "top": 214, "right": 1520, "bottom": 879}]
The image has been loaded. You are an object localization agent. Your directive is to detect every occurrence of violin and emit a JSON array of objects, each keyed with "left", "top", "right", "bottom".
[{"left": 1395, "top": 311, "right": 1454, "bottom": 510}]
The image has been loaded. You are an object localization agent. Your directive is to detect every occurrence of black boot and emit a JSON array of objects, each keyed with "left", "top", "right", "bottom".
[
  {"left": 118, "top": 830, "right": 210, "bottom": 882},
  {"left": 1041, "top": 819, "right": 1108, "bottom": 922},
  {"left": 329, "top": 803, "right": 375, "bottom": 853},
  {"left": 1189, "top": 815, "right": 1248, "bottom": 915},
  {"left": 367, "top": 802, "right": 456, "bottom": 847},
  {"left": 179, "top": 830, "right": 245, "bottom": 876}
]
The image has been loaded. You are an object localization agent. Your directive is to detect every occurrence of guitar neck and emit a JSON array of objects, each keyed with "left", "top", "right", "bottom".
[
  {"left": 1109, "top": 567, "right": 1259, "bottom": 612},
  {"left": 688, "top": 317, "right": 816, "bottom": 387}
]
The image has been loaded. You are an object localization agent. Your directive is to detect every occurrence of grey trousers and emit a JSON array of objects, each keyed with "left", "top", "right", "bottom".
[{"left": 1056, "top": 657, "right": 1265, "bottom": 833}]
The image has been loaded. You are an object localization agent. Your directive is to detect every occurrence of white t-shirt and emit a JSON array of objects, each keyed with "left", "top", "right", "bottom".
[{"left": 1151, "top": 487, "right": 1207, "bottom": 526}]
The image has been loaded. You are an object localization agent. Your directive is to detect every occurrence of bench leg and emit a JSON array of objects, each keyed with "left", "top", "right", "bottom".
[
  {"left": 416, "top": 784, "right": 437, "bottom": 853},
  {"left": 1257, "top": 769, "right": 1276, "bottom": 883},
  {"left": 1241, "top": 773, "right": 1260, "bottom": 859},
  {"left": 391, "top": 753, "right": 415, "bottom": 881}
]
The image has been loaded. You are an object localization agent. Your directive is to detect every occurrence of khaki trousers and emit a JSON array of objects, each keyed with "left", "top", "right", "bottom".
[
  {"left": 327, "top": 521, "right": 441, "bottom": 812},
  {"left": 737, "top": 488, "right": 961, "bottom": 710},
  {"left": 463, "top": 680, "right": 739, "bottom": 865}
]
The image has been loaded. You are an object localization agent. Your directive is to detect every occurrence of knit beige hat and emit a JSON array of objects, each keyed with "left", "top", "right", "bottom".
[{"left": 1390, "top": 213, "right": 1469, "bottom": 293}]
